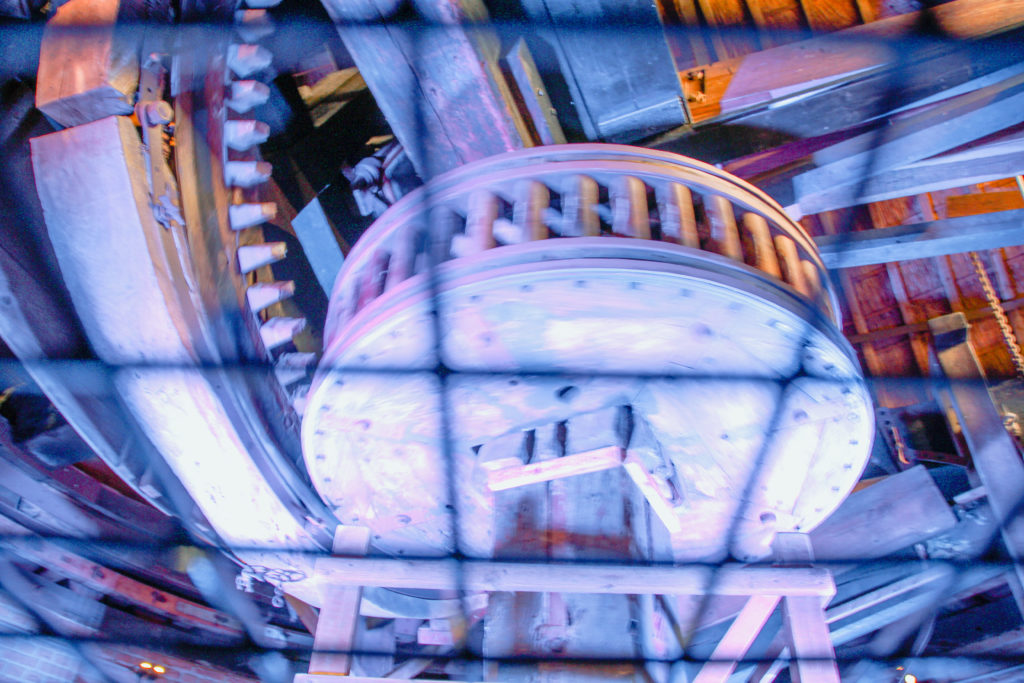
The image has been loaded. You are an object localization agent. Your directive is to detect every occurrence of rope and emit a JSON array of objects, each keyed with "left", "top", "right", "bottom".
[{"left": 968, "top": 250, "right": 1024, "bottom": 378}]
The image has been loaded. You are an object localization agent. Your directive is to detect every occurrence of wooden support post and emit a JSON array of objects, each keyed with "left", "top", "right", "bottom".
[
  {"left": 307, "top": 526, "right": 372, "bottom": 676},
  {"left": 929, "top": 313, "right": 1024, "bottom": 617},
  {"left": 775, "top": 533, "right": 840, "bottom": 683}
]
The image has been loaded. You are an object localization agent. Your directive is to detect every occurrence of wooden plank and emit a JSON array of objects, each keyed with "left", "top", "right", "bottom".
[
  {"left": 807, "top": 466, "right": 957, "bottom": 561},
  {"left": 815, "top": 209, "right": 1024, "bottom": 269},
  {"left": 693, "top": 594, "right": 781, "bottom": 683},
  {"left": 696, "top": 0, "right": 758, "bottom": 60},
  {"left": 947, "top": 190, "right": 1024, "bottom": 217},
  {"left": 799, "top": 0, "right": 859, "bottom": 32},
  {"left": 662, "top": 0, "right": 713, "bottom": 67},
  {"left": 314, "top": 558, "right": 836, "bottom": 597},
  {"left": 308, "top": 526, "right": 372, "bottom": 676},
  {"left": 487, "top": 446, "right": 625, "bottom": 491},
  {"left": 35, "top": 0, "right": 138, "bottom": 128},
  {"left": 930, "top": 313, "right": 1024, "bottom": 617}
]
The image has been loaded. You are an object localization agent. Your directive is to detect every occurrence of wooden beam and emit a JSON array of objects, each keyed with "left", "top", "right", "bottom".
[
  {"left": 847, "top": 296, "right": 1024, "bottom": 345},
  {"left": 715, "top": 0, "right": 1024, "bottom": 115},
  {"left": 815, "top": 209, "right": 1024, "bottom": 269},
  {"left": 314, "top": 558, "right": 836, "bottom": 597},
  {"left": 807, "top": 466, "right": 957, "bottom": 561},
  {"left": 653, "top": 0, "right": 1024, "bottom": 162},
  {"left": 797, "top": 131, "right": 1024, "bottom": 214},
  {"left": 794, "top": 71, "right": 1024, "bottom": 206},
  {"left": 522, "top": 0, "right": 687, "bottom": 141},
  {"left": 930, "top": 313, "right": 1024, "bottom": 617}
]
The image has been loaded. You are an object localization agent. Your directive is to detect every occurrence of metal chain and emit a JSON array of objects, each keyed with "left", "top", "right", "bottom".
[{"left": 969, "top": 250, "right": 1024, "bottom": 378}]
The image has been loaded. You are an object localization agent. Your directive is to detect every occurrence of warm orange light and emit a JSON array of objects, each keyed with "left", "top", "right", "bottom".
[
  {"left": 139, "top": 662, "right": 153, "bottom": 669},
  {"left": 903, "top": 674, "right": 918, "bottom": 683},
  {"left": 153, "top": 665, "right": 166, "bottom": 674},
  {"left": 896, "top": 666, "right": 905, "bottom": 671}
]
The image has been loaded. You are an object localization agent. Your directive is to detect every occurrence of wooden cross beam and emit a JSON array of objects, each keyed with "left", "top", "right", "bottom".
[
  {"left": 314, "top": 556, "right": 835, "bottom": 597},
  {"left": 814, "top": 209, "right": 1024, "bottom": 269}
]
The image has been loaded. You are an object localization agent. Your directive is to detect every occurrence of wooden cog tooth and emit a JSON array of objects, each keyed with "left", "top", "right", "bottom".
[
  {"left": 229, "top": 202, "right": 277, "bottom": 230},
  {"left": 274, "top": 352, "right": 318, "bottom": 386},
  {"left": 238, "top": 242, "right": 287, "bottom": 274},
  {"left": 225, "top": 120, "right": 270, "bottom": 151},
  {"left": 227, "top": 80, "right": 270, "bottom": 113},
  {"left": 259, "top": 317, "right": 306, "bottom": 350},
  {"left": 246, "top": 281, "right": 295, "bottom": 312},
  {"left": 234, "top": 9, "right": 274, "bottom": 42},
  {"left": 227, "top": 44, "right": 273, "bottom": 78},
  {"left": 225, "top": 161, "right": 272, "bottom": 188}
]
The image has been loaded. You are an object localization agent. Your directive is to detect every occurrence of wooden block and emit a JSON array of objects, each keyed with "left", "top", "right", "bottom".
[{"left": 35, "top": 0, "right": 139, "bottom": 128}]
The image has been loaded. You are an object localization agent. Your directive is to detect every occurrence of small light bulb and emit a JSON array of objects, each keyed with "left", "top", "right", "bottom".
[
  {"left": 153, "top": 665, "right": 166, "bottom": 674},
  {"left": 903, "top": 674, "right": 917, "bottom": 683},
  {"left": 139, "top": 662, "right": 153, "bottom": 669}
]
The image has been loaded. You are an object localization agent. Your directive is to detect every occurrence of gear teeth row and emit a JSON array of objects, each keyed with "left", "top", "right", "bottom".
[
  {"left": 246, "top": 281, "right": 295, "bottom": 312},
  {"left": 227, "top": 44, "right": 273, "bottom": 78},
  {"left": 223, "top": 14, "right": 306, "bottom": 360},
  {"left": 230, "top": 202, "right": 278, "bottom": 230},
  {"left": 260, "top": 317, "right": 306, "bottom": 350},
  {"left": 227, "top": 81, "right": 270, "bottom": 113},
  {"left": 238, "top": 242, "right": 287, "bottom": 273},
  {"left": 225, "top": 120, "right": 271, "bottom": 151},
  {"left": 235, "top": 9, "right": 274, "bottom": 42}
]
